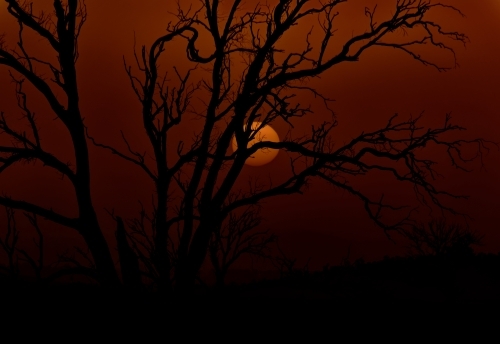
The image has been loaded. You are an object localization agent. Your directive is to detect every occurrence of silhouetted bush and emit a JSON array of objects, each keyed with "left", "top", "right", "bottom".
[{"left": 401, "top": 219, "right": 484, "bottom": 257}]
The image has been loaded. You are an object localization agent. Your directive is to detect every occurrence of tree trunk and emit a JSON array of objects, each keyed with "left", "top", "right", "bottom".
[
  {"left": 215, "top": 270, "right": 226, "bottom": 289},
  {"left": 69, "top": 118, "right": 121, "bottom": 287},
  {"left": 175, "top": 219, "right": 216, "bottom": 290},
  {"left": 116, "top": 217, "right": 142, "bottom": 289},
  {"left": 152, "top": 178, "right": 172, "bottom": 292},
  {"left": 78, "top": 208, "right": 121, "bottom": 287}
]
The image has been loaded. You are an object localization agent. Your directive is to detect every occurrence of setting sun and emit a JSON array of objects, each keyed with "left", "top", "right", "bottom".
[{"left": 231, "top": 122, "right": 280, "bottom": 166}]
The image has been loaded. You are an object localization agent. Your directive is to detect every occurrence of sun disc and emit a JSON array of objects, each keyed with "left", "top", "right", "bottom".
[{"left": 231, "top": 122, "right": 280, "bottom": 166}]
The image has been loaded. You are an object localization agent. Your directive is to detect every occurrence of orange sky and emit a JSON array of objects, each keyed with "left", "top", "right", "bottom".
[{"left": 1, "top": 0, "right": 499, "bottom": 270}]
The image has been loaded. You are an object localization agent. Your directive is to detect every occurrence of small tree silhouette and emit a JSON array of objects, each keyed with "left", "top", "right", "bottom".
[
  {"left": 402, "top": 219, "right": 484, "bottom": 257},
  {"left": 0, "top": 207, "right": 43, "bottom": 280},
  {"left": 0, "top": 207, "right": 22, "bottom": 278},
  {"left": 208, "top": 204, "right": 275, "bottom": 287}
]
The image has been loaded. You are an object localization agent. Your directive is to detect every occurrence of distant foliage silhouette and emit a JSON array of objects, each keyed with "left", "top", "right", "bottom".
[{"left": 402, "top": 219, "right": 484, "bottom": 257}]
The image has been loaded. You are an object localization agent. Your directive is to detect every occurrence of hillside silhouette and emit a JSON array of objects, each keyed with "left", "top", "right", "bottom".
[{"left": 3, "top": 249, "right": 500, "bottom": 313}]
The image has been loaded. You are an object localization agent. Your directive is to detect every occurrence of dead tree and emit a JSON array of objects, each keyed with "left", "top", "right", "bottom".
[
  {"left": 115, "top": 216, "right": 142, "bottom": 290},
  {"left": 0, "top": 205, "right": 99, "bottom": 284},
  {"left": 271, "top": 241, "right": 299, "bottom": 279},
  {"left": 208, "top": 204, "right": 275, "bottom": 287},
  {"left": 0, "top": 0, "right": 119, "bottom": 286},
  {"left": 0, "top": 207, "right": 43, "bottom": 280},
  {"left": 0, "top": 207, "right": 21, "bottom": 277},
  {"left": 1, "top": 1, "right": 494, "bottom": 291},
  {"left": 402, "top": 219, "right": 484, "bottom": 257},
  {"left": 90, "top": 0, "right": 492, "bottom": 290}
]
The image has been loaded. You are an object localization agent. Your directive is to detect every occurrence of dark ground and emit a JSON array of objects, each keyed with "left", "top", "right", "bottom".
[{"left": 1, "top": 253, "right": 499, "bottom": 334}]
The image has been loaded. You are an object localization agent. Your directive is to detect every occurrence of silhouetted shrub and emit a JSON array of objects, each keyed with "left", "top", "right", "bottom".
[{"left": 402, "top": 219, "right": 484, "bottom": 257}]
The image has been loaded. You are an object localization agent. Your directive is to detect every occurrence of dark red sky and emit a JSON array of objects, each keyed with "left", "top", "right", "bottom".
[{"left": 1, "top": 0, "right": 499, "bottom": 270}]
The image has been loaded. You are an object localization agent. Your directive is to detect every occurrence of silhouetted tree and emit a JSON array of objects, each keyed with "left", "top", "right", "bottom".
[
  {"left": 208, "top": 204, "right": 275, "bottom": 287},
  {"left": 402, "top": 219, "right": 484, "bottom": 257},
  {"left": 115, "top": 216, "right": 142, "bottom": 290},
  {"left": 101, "top": 0, "right": 489, "bottom": 290},
  {"left": 271, "top": 241, "right": 312, "bottom": 279},
  {"left": 0, "top": 0, "right": 119, "bottom": 286},
  {"left": 1, "top": 0, "right": 493, "bottom": 291},
  {"left": 0, "top": 207, "right": 21, "bottom": 277},
  {"left": 0, "top": 207, "right": 43, "bottom": 280}
]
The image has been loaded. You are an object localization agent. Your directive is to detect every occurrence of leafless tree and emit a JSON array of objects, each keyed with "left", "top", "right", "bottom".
[
  {"left": 0, "top": 205, "right": 100, "bottom": 284},
  {"left": 1, "top": 0, "right": 494, "bottom": 291},
  {"left": 0, "top": 207, "right": 21, "bottom": 277},
  {"left": 0, "top": 207, "right": 43, "bottom": 280},
  {"left": 271, "top": 241, "right": 313, "bottom": 279},
  {"left": 402, "top": 219, "right": 484, "bottom": 257},
  {"left": 208, "top": 204, "right": 275, "bottom": 287},
  {"left": 0, "top": 0, "right": 119, "bottom": 286},
  {"left": 98, "top": 0, "right": 490, "bottom": 290}
]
